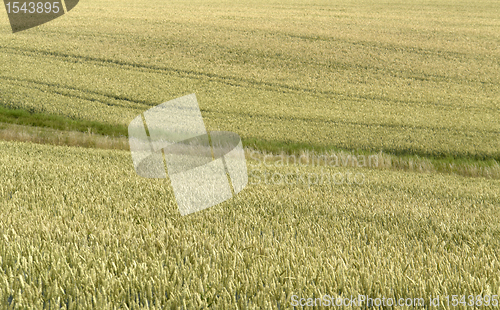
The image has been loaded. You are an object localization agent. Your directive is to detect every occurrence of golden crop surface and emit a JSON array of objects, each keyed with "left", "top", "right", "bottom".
[
  {"left": 0, "top": 0, "right": 499, "bottom": 158},
  {"left": 0, "top": 0, "right": 500, "bottom": 308},
  {"left": 0, "top": 141, "right": 499, "bottom": 308}
]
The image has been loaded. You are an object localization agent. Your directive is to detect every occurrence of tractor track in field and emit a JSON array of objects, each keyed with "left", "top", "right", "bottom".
[{"left": 2, "top": 45, "right": 499, "bottom": 114}]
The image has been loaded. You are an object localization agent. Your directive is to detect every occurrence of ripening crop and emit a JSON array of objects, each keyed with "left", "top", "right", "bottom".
[
  {"left": 0, "top": 0, "right": 499, "bottom": 160},
  {"left": 0, "top": 140, "right": 499, "bottom": 308},
  {"left": 0, "top": 0, "right": 499, "bottom": 308}
]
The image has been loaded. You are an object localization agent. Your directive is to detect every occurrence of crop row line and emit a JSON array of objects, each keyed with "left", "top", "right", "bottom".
[{"left": 2, "top": 46, "right": 496, "bottom": 111}]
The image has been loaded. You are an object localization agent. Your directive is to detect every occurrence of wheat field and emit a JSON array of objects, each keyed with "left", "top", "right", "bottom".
[
  {"left": 0, "top": 141, "right": 499, "bottom": 308},
  {"left": 1, "top": 0, "right": 499, "bottom": 159},
  {"left": 0, "top": 0, "right": 499, "bottom": 309}
]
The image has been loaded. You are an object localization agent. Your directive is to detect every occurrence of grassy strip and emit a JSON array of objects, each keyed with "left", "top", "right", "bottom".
[
  {"left": 243, "top": 137, "right": 500, "bottom": 168},
  {"left": 0, "top": 106, "right": 128, "bottom": 137},
  {"left": 1, "top": 121, "right": 498, "bottom": 179},
  {"left": 247, "top": 149, "right": 500, "bottom": 180},
  {"left": 0, "top": 122, "right": 129, "bottom": 150},
  {"left": 0, "top": 106, "right": 498, "bottom": 177}
]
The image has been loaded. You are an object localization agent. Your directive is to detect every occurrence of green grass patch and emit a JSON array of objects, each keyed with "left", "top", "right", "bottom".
[
  {"left": 1, "top": 105, "right": 498, "bottom": 175},
  {"left": 0, "top": 105, "right": 127, "bottom": 137}
]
